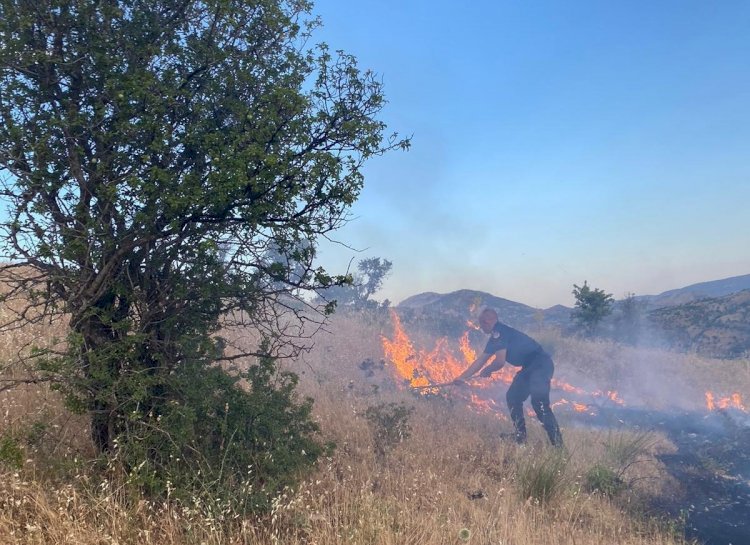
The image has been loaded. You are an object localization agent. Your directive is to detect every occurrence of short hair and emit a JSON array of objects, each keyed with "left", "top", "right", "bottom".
[{"left": 479, "top": 308, "right": 498, "bottom": 320}]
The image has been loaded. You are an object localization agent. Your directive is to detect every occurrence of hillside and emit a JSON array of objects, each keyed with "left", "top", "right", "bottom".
[
  {"left": 398, "top": 289, "right": 569, "bottom": 335},
  {"left": 400, "top": 289, "right": 538, "bottom": 338},
  {"left": 637, "top": 273, "right": 750, "bottom": 308},
  {"left": 647, "top": 289, "right": 750, "bottom": 358}
]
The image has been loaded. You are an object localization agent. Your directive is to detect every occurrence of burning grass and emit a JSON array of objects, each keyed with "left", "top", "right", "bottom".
[{"left": 3, "top": 307, "right": 748, "bottom": 544}]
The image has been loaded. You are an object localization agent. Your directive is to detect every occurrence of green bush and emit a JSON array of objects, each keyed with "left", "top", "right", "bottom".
[
  {"left": 584, "top": 463, "right": 625, "bottom": 496},
  {"left": 112, "top": 354, "right": 328, "bottom": 516},
  {"left": 0, "top": 434, "right": 24, "bottom": 469},
  {"left": 581, "top": 430, "right": 655, "bottom": 498}
]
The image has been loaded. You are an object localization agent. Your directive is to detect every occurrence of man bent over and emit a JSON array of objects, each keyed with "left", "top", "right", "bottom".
[{"left": 454, "top": 308, "right": 563, "bottom": 447}]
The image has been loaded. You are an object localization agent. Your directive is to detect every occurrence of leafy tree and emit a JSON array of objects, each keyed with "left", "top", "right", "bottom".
[
  {"left": 0, "top": 0, "right": 407, "bottom": 509},
  {"left": 320, "top": 256, "right": 392, "bottom": 310},
  {"left": 571, "top": 281, "right": 614, "bottom": 337}
]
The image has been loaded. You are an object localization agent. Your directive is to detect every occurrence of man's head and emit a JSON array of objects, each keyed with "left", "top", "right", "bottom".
[{"left": 478, "top": 308, "right": 498, "bottom": 334}]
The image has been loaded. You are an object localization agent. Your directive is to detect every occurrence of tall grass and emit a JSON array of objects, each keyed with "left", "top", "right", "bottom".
[{"left": 514, "top": 447, "right": 571, "bottom": 504}]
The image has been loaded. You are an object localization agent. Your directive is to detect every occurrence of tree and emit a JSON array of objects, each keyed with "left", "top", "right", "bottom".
[
  {"left": 320, "top": 256, "right": 393, "bottom": 309},
  {"left": 571, "top": 281, "right": 614, "bottom": 337},
  {"left": 0, "top": 0, "right": 407, "bottom": 509}
]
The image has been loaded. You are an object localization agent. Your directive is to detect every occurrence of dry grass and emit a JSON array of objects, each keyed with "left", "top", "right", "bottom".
[{"left": 3, "top": 308, "right": 741, "bottom": 544}]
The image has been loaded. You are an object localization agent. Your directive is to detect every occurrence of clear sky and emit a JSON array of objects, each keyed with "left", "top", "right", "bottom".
[{"left": 311, "top": 0, "right": 750, "bottom": 308}]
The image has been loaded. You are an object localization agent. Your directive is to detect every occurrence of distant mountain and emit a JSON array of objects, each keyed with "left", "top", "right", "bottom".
[
  {"left": 397, "top": 292, "right": 445, "bottom": 309},
  {"left": 636, "top": 274, "right": 750, "bottom": 308},
  {"left": 397, "top": 289, "right": 569, "bottom": 337},
  {"left": 647, "top": 289, "right": 750, "bottom": 358}
]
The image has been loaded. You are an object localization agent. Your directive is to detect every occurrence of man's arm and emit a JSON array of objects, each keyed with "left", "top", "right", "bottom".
[
  {"left": 454, "top": 350, "right": 504, "bottom": 382},
  {"left": 479, "top": 349, "right": 507, "bottom": 377}
]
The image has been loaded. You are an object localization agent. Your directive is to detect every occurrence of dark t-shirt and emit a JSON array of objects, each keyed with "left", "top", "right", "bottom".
[{"left": 483, "top": 322, "right": 545, "bottom": 367}]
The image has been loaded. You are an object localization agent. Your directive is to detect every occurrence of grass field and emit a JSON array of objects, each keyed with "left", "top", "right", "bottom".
[{"left": 2, "top": 307, "right": 749, "bottom": 544}]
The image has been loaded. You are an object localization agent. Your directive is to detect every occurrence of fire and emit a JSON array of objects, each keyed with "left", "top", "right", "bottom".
[
  {"left": 470, "top": 393, "right": 506, "bottom": 420},
  {"left": 466, "top": 319, "right": 481, "bottom": 331},
  {"left": 551, "top": 379, "right": 586, "bottom": 396},
  {"left": 381, "top": 311, "right": 467, "bottom": 388},
  {"left": 705, "top": 391, "right": 746, "bottom": 412},
  {"left": 458, "top": 331, "right": 476, "bottom": 363},
  {"left": 381, "top": 312, "right": 749, "bottom": 421},
  {"left": 551, "top": 399, "right": 593, "bottom": 414},
  {"left": 591, "top": 389, "right": 625, "bottom": 406},
  {"left": 380, "top": 310, "right": 620, "bottom": 420}
]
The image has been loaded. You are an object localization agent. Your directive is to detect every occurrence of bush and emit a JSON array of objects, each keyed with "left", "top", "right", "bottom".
[
  {"left": 582, "top": 430, "right": 655, "bottom": 498},
  {"left": 584, "top": 463, "right": 625, "bottom": 496},
  {"left": 364, "top": 402, "right": 414, "bottom": 460},
  {"left": 0, "top": 434, "right": 24, "bottom": 469},
  {"left": 112, "top": 354, "right": 328, "bottom": 516},
  {"left": 604, "top": 430, "right": 655, "bottom": 470}
]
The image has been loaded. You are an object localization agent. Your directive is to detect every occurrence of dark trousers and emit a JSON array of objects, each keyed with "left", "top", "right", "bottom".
[{"left": 505, "top": 355, "right": 563, "bottom": 446}]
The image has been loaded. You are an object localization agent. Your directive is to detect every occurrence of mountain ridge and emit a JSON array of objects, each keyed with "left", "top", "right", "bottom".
[
  {"left": 394, "top": 274, "right": 750, "bottom": 358},
  {"left": 397, "top": 273, "right": 750, "bottom": 311}
]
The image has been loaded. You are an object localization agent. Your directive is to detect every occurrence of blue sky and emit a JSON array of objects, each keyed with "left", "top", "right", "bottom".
[{"left": 312, "top": 0, "right": 750, "bottom": 308}]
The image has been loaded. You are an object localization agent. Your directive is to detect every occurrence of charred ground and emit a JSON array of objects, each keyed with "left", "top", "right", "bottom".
[{"left": 571, "top": 407, "right": 750, "bottom": 545}]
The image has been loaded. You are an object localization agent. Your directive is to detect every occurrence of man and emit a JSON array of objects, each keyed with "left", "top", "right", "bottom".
[{"left": 453, "top": 308, "right": 563, "bottom": 447}]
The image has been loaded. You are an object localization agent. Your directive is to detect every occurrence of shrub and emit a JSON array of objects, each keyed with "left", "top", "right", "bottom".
[
  {"left": 0, "top": 434, "right": 24, "bottom": 469},
  {"left": 604, "top": 430, "right": 655, "bottom": 471},
  {"left": 112, "top": 354, "right": 328, "bottom": 516},
  {"left": 584, "top": 463, "right": 626, "bottom": 496},
  {"left": 364, "top": 402, "right": 414, "bottom": 460},
  {"left": 582, "top": 430, "right": 655, "bottom": 498}
]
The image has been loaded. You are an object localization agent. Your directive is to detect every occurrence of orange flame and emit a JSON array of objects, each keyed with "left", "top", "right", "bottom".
[
  {"left": 591, "top": 389, "right": 625, "bottom": 406},
  {"left": 470, "top": 393, "right": 506, "bottom": 420},
  {"left": 458, "top": 331, "right": 476, "bottom": 363},
  {"left": 551, "top": 379, "right": 586, "bottom": 396},
  {"left": 705, "top": 391, "right": 746, "bottom": 412},
  {"left": 466, "top": 319, "right": 481, "bottom": 331},
  {"left": 381, "top": 311, "right": 467, "bottom": 388}
]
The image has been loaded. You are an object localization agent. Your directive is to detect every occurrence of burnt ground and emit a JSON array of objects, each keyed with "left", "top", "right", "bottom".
[{"left": 574, "top": 407, "right": 750, "bottom": 545}]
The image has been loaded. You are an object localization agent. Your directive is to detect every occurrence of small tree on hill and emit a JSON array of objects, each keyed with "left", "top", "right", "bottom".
[
  {"left": 0, "top": 0, "right": 407, "bottom": 512},
  {"left": 571, "top": 281, "right": 614, "bottom": 337},
  {"left": 320, "top": 256, "right": 393, "bottom": 310}
]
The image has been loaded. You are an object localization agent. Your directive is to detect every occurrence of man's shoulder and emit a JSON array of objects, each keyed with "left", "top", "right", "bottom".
[
  {"left": 495, "top": 322, "right": 538, "bottom": 344},
  {"left": 494, "top": 322, "right": 518, "bottom": 335}
]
